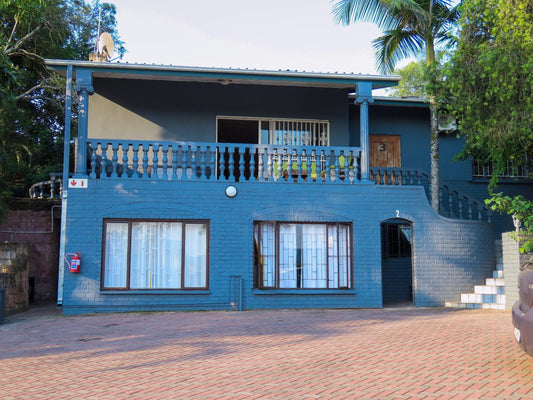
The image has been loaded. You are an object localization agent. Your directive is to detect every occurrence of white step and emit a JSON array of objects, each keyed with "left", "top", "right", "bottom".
[
  {"left": 445, "top": 245, "right": 507, "bottom": 310},
  {"left": 481, "top": 303, "right": 505, "bottom": 310},
  {"left": 445, "top": 301, "right": 505, "bottom": 310},
  {"left": 459, "top": 293, "right": 505, "bottom": 305},
  {"left": 445, "top": 301, "right": 466, "bottom": 308},
  {"left": 474, "top": 285, "right": 505, "bottom": 295},
  {"left": 485, "top": 278, "right": 505, "bottom": 286}
]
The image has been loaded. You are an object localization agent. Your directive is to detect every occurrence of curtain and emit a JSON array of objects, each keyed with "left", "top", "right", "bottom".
[
  {"left": 130, "top": 222, "right": 182, "bottom": 289},
  {"left": 255, "top": 223, "right": 276, "bottom": 287},
  {"left": 279, "top": 224, "right": 297, "bottom": 288},
  {"left": 302, "top": 224, "right": 327, "bottom": 288},
  {"left": 328, "top": 225, "right": 338, "bottom": 288},
  {"left": 338, "top": 225, "right": 350, "bottom": 288},
  {"left": 184, "top": 224, "right": 207, "bottom": 288},
  {"left": 104, "top": 222, "right": 128, "bottom": 287}
]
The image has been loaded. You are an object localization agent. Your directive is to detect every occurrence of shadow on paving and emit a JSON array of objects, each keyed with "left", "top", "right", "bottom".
[{"left": 0, "top": 305, "right": 480, "bottom": 366}]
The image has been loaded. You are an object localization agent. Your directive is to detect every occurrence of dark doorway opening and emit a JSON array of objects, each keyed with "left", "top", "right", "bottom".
[
  {"left": 217, "top": 119, "right": 259, "bottom": 181},
  {"left": 381, "top": 219, "right": 413, "bottom": 306},
  {"left": 217, "top": 119, "right": 259, "bottom": 144}
]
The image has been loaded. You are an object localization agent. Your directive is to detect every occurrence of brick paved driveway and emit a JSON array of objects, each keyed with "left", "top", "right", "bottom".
[{"left": 1, "top": 306, "right": 532, "bottom": 399}]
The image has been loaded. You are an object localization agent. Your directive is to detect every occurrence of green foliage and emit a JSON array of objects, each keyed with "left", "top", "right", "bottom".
[
  {"left": 486, "top": 193, "right": 533, "bottom": 252},
  {"left": 441, "top": 0, "right": 533, "bottom": 179},
  {"left": 442, "top": 0, "right": 533, "bottom": 249},
  {"left": 389, "top": 60, "right": 428, "bottom": 97},
  {"left": 0, "top": 0, "right": 124, "bottom": 222}
]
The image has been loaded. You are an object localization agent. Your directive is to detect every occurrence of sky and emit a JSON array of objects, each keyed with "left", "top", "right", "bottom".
[{"left": 108, "top": 0, "right": 392, "bottom": 75}]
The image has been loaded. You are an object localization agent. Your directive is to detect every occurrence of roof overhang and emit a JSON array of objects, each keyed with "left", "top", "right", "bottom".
[
  {"left": 45, "top": 60, "right": 400, "bottom": 90},
  {"left": 371, "top": 96, "right": 429, "bottom": 108}
]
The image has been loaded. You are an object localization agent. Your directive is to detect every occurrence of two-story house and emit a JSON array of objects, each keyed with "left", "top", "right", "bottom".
[{"left": 46, "top": 60, "right": 530, "bottom": 314}]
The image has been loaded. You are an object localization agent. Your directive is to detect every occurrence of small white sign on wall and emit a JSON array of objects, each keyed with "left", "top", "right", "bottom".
[{"left": 69, "top": 178, "right": 88, "bottom": 189}]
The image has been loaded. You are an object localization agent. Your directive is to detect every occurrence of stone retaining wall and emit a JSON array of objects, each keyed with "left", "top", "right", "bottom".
[
  {"left": 503, "top": 232, "right": 533, "bottom": 310},
  {"left": 0, "top": 199, "right": 60, "bottom": 303},
  {"left": 0, "top": 243, "right": 29, "bottom": 315}
]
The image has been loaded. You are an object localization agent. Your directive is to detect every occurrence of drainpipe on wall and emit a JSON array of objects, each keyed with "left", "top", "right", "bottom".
[{"left": 57, "top": 64, "right": 73, "bottom": 306}]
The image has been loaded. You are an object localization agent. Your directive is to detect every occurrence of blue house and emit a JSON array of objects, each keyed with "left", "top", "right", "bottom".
[{"left": 46, "top": 60, "right": 531, "bottom": 314}]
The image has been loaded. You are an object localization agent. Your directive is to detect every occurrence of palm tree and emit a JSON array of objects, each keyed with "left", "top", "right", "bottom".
[{"left": 332, "top": 0, "right": 460, "bottom": 211}]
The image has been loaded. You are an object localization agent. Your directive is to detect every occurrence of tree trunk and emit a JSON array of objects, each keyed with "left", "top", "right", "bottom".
[
  {"left": 426, "top": 31, "right": 439, "bottom": 211},
  {"left": 429, "top": 98, "right": 439, "bottom": 212}
]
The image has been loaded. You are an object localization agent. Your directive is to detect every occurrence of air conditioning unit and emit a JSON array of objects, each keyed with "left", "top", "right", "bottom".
[{"left": 438, "top": 113, "right": 458, "bottom": 131}]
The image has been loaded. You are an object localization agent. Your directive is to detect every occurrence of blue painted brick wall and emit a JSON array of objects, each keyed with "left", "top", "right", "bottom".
[{"left": 62, "top": 179, "right": 495, "bottom": 314}]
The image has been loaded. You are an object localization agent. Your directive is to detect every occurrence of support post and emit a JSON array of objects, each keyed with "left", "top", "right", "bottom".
[
  {"left": 74, "top": 69, "right": 94, "bottom": 176},
  {"left": 354, "top": 82, "right": 374, "bottom": 182}
]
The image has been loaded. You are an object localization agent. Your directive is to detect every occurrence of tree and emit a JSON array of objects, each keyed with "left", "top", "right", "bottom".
[
  {"left": 0, "top": 0, "right": 125, "bottom": 221},
  {"left": 331, "top": 0, "right": 460, "bottom": 211},
  {"left": 441, "top": 0, "right": 533, "bottom": 251},
  {"left": 389, "top": 60, "right": 428, "bottom": 97}
]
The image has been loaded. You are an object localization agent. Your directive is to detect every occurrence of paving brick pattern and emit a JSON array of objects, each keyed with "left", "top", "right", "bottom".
[{"left": 1, "top": 307, "right": 532, "bottom": 399}]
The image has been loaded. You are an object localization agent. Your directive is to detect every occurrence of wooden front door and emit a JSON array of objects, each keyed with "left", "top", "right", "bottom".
[
  {"left": 370, "top": 135, "right": 401, "bottom": 167},
  {"left": 369, "top": 135, "right": 401, "bottom": 184}
]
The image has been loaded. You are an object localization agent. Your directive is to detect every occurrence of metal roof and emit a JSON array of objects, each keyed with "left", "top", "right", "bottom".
[{"left": 45, "top": 60, "right": 400, "bottom": 90}]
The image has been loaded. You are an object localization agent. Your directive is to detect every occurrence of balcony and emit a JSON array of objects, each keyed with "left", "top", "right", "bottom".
[
  {"left": 84, "top": 139, "right": 491, "bottom": 222},
  {"left": 87, "top": 139, "right": 362, "bottom": 184}
]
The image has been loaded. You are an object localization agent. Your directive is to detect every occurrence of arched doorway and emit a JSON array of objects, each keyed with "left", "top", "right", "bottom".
[{"left": 381, "top": 219, "right": 413, "bottom": 306}]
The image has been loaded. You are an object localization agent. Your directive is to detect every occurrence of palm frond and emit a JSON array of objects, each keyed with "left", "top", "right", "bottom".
[
  {"left": 373, "top": 30, "right": 425, "bottom": 73},
  {"left": 332, "top": 0, "right": 397, "bottom": 31},
  {"left": 332, "top": 0, "right": 460, "bottom": 71}
]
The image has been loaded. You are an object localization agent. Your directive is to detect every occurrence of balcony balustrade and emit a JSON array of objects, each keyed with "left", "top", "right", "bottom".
[
  {"left": 87, "top": 139, "right": 361, "bottom": 184},
  {"left": 370, "top": 167, "right": 491, "bottom": 222},
  {"left": 83, "top": 139, "right": 490, "bottom": 222}
]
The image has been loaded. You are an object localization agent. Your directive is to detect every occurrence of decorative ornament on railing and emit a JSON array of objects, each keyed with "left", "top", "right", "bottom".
[
  {"left": 513, "top": 213, "right": 522, "bottom": 233},
  {"left": 319, "top": 131, "right": 328, "bottom": 146},
  {"left": 301, "top": 132, "right": 311, "bottom": 146}
]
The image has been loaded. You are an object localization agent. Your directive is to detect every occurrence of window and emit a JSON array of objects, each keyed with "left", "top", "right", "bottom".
[
  {"left": 381, "top": 222, "right": 411, "bottom": 258},
  {"left": 103, "top": 220, "right": 208, "bottom": 290},
  {"left": 254, "top": 222, "right": 351, "bottom": 289},
  {"left": 472, "top": 157, "right": 531, "bottom": 179},
  {"left": 217, "top": 117, "right": 329, "bottom": 146}
]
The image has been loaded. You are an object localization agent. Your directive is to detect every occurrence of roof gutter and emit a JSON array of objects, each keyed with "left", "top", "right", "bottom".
[{"left": 45, "top": 59, "right": 400, "bottom": 90}]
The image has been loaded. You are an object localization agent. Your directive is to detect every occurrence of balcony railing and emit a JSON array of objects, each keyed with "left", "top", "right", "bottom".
[
  {"left": 87, "top": 139, "right": 362, "bottom": 184},
  {"left": 84, "top": 140, "right": 490, "bottom": 222},
  {"left": 29, "top": 173, "right": 63, "bottom": 199},
  {"left": 371, "top": 167, "right": 491, "bottom": 222}
]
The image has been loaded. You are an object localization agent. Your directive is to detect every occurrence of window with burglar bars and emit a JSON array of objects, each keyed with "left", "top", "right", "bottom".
[
  {"left": 254, "top": 222, "right": 351, "bottom": 289},
  {"left": 271, "top": 119, "right": 329, "bottom": 146},
  {"left": 472, "top": 157, "right": 531, "bottom": 179}
]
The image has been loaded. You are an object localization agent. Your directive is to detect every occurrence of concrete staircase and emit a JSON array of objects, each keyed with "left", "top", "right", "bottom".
[{"left": 445, "top": 240, "right": 505, "bottom": 310}]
